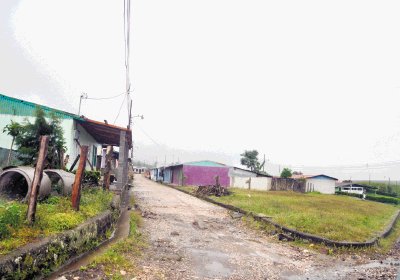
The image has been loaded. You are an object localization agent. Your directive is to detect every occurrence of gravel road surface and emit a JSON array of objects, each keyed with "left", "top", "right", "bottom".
[{"left": 132, "top": 175, "right": 400, "bottom": 280}]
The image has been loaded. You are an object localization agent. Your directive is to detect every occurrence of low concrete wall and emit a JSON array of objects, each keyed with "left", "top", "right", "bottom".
[
  {"left": 0, "top": 209, "right": 119, "bottom": 279},
  {"left": 230, "top": 177, "right": 271, "bottom": 191}
]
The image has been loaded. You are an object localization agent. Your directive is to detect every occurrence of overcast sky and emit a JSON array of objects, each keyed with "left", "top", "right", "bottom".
[{"left": 1, "top": 0, "right": 400, "bottom": 179}]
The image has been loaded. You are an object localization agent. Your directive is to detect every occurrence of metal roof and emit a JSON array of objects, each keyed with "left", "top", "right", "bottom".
[
  {"left": 291, "top": 174, "right": 338, "bottom": 181},
  {"left": 0, "top": 94, "right": 82, "bottom": 120}
]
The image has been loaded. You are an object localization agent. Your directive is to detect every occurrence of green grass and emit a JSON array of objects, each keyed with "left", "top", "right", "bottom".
[
  {"left": 212, "top": 189, "right": 399, "bottom": 242},
  {"left": 0, "top": 188, "right": 113, "bottom": 255},
  {"left": 89, "top": 210, "right": 145, "bottom": 279}
]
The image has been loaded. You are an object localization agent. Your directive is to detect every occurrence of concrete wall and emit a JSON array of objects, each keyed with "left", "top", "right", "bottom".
[
  {"left": 163, "top": 168, "right": 172, "bottom": 184},
  {"left": 172, "top": 166, "right": 183, "bottom": 185},
  {"left": 74, "top": 123, "right": 101, "bottom": 170},
  {"left": 230, "top": 176, "right": 271, "bottom": 191},
  {"left": 306, "top": 178, "right": 336, "bottom": 194},
  {"left": 183, "top": 165, "right": 230, "bottom": 187},
  {"left": 0, "top": 209, "right": 119, "bottom": 279}
]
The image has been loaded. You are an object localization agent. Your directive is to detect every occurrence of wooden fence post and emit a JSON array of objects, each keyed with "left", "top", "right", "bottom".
[
  {"left": 71, "top": 145, "right": 88, "bottom": 211},
  {"left": 27, "top": 135, "right": 49, "bottom": 225}
]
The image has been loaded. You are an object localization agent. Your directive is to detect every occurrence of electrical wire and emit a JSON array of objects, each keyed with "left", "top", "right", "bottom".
[
  {"left": 113, "top": 94, "right": 127, "bottom": 124},
  {"left": 81, "top": 90, "right": 135, "bottom": 101},
  {"left": 136, "top": 124, "right": 161, "bottom": 146}
]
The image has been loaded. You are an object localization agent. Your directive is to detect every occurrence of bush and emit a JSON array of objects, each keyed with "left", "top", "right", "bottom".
[
  {"left": 375, "top": 190, "right": 398, "bottom": 198},
  {"left": 335, "top": 191, "right": 363, "bottom": 198},
  {"left": 366, "top": 194, "right": 399, "bottom": 205},
  {"left": 71, "top": 170, "right": 101, "bottom": 186}
]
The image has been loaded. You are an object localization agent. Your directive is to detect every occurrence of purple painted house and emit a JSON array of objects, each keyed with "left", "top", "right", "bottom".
[{"left": 163, "top": 161, "right": 230, "bottom": 187}]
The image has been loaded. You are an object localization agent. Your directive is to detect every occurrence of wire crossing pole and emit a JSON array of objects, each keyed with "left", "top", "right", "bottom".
[{"left": 27, "top": 135, "right": 49, "bottom": 225}]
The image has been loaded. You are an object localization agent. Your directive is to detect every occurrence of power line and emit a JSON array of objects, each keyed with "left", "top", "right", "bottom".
[
  {"left": 85, "top": 91, "right": 131, "bottom": 100},
  {"left": 113, "top": 94, "right": 127, "bottom": 124},
  {"left": 136, "top": 124, "right": 161, "bottom": 146}
]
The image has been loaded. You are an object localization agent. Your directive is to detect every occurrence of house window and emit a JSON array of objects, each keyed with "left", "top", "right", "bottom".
[{"left": 92, "top": 146, "right": 97, "bottom": 167}]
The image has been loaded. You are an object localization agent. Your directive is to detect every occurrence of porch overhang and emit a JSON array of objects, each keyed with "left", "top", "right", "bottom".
[{"left": 77, "top": 117, "right": 132, "bottom": 148}]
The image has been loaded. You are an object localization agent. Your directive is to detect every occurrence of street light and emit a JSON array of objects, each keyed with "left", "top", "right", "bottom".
[{"left": 132, "top": 114, "right": 144, "bottom": 121}]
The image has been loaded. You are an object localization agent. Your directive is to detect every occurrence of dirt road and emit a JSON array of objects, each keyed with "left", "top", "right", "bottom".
[{"left": 132, "top": 175, "right": 400, "bottom": 280}]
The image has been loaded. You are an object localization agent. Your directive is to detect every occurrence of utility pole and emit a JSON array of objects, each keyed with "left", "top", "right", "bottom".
[{"left": 263, "top": 154, "right": 265, "bottom": 172}]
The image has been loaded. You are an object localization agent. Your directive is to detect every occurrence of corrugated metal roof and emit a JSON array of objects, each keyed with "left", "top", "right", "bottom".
[
  {"left": 184, "top": 160, "right": 227, "bottom": 167},
  {"left": 291, "top": 174, "right": 338, "bottom": 181},
  {"left": 0, "top": 94, "right": 82, "bottom": 120}
]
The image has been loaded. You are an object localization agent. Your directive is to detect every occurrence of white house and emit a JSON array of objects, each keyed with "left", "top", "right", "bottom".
[
  {"left": 292, "top": 174, "right": 338, "bottom": 194},
  {"left": 0, "top": 93, "right": 132, "bottom": 171}
]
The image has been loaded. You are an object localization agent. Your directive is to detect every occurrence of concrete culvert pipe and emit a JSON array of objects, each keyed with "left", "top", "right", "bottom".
[
  {"left": 43, "top": 169, "right": 75, "bottom": 196},
  {"left": 0, "top": 166, "right": 52, "bottom": 201}
]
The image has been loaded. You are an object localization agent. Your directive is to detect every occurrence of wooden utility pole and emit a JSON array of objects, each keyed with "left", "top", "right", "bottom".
[
  {"left": 27, "top": 135, "right": 49, "bottom": 225},
  {"left": 71, "top": 145, "right": 88, "bottom": 211},
  {"left": 103, "top": 146, "right": 113, "bottom": 190}
]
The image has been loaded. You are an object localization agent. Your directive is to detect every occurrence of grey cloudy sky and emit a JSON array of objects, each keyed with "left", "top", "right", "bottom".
[{"left": 1, "top": 0, "right": 400, "bottom": 180}]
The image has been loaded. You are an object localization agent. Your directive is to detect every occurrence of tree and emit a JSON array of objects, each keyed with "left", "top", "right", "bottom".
[
  {"left": 2, "top": 121, "right": 22, "bottom": 165},
  {"left": 280, "top": 168, "right": 292, "bottom": 178},
  {"left": 240, "top": 150, "right": 262, "bottom": 172},
  {"left": 13, "top": 107, "right": 66, "bottom": 168}
]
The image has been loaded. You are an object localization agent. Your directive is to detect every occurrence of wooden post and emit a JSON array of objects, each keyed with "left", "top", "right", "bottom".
[
  {"left": 27, "top": 135, "right": 49, "bottom": 225},
  {"left": 74, "top": 139, "right": 94, "bottom": 170},
  {"left": 103, "top": 146, "right": 113, "bottom": 190},
  {"left": 71, "top": 145, "right": 88, "bottom": 211},
  {"left": 69, "top": 154, "right": 80, "bottom": 172}
]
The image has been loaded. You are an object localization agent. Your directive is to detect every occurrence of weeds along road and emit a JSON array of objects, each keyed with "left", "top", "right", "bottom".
[{"left": 132, "top": 175, "right": 398, "bottom": 280}]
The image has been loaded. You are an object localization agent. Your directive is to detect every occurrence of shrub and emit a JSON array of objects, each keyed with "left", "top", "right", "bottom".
[
  {"left": 0, "top": 203, "right": 24, "bottom": 238},
  {"left": 335, "top": 191, "right": 363, "bottom": 198},
  {"left": 366, "top": 194, "right": 399, "bottom": 205}
]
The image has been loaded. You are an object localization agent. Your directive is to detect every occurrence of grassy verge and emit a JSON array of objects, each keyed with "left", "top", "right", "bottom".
[
  {"left": 0, "top": 188, "right": 113, "bottom": 255},
  {"left": 210, "top": 189, "right": 399, "bottom": 242},
  {"left": 87, "top": 210, "right": 145, "bottom": 280}
]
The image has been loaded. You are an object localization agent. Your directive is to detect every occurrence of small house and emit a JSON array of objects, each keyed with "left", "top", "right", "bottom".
[{"left": 292, "top": 174, "right": 338, "bottom": 194}]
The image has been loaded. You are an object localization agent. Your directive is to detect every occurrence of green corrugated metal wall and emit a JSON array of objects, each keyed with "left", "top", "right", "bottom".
[{"left": 0, "top": 94, "right": 80, "bottom": 120}]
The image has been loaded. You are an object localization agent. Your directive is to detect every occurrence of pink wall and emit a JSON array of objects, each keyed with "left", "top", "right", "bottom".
[{"left": 183, "top": 165, "right": 230, "bottom": 187}]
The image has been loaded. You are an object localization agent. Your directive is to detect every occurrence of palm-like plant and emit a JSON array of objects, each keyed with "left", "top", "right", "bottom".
[{"left": 2, "top": 121, "right": 22, "bottom": 165}]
